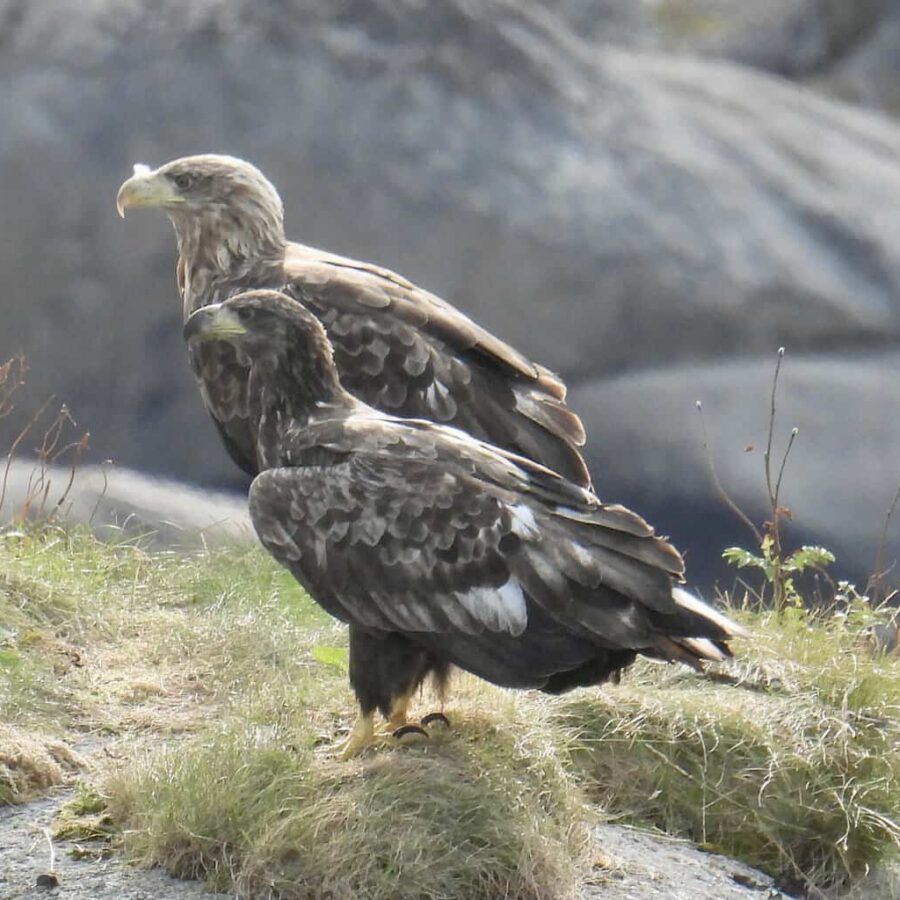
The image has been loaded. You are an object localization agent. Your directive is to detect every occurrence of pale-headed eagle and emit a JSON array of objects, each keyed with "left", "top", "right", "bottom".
[
  {"left": 184, "top": 291, "right": 746, "bottom": 757},
  {"left": 117, "top": 155, "right": 590, "bottom": 487}
]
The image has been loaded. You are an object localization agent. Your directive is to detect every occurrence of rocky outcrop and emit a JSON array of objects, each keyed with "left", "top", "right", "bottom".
[
  {"left": 2, "top": 1, "right": 900, "bottom": 585},
  {"left": 0, "top": 461, "right": 252, "bottom": 547},
  {"left": 571, "top": 351, "right": 900, "bottom": 587},
  {"left": 554, "top": 0, "right": 895, "bottom": 93}
]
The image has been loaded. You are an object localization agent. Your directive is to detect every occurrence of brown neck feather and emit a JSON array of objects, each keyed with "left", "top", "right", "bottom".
[
  {"left": 170, "top": 203, "right": 287, "bottom": 318},
  {"left": 251, "top": 347, "right": 355, "bottom": 470}
]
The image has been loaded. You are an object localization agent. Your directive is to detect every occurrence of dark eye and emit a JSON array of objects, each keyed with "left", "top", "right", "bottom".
[
  {"left": 236, "top": 307, "right": 253, "bottom": 321},
  {"left": 173, "top": 173, "right": 193, "bottom": 191}
]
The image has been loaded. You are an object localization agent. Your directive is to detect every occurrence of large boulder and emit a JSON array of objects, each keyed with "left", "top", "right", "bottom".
[
  {"left": 822, "top": 8, "right": 900, "bottom": 115},
  {"left": 2, "top": 1, "right": 900, "bottom": 584},
  {"left": 0, "top": 461, "right": 252, "bottom": 547},
  {"left": 571, "top": 351, "right": 900, "bottom": 588},
  {"left": 554, "top": 0, "right": 893, "bottom": 85}
]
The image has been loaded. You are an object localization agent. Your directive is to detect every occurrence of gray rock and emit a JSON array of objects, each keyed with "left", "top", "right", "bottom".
[
  {"left": 570, "top": 351, "right": 900, "bottom": 589},
  {"left": 0, "top": 460, "right": 253, "bottom": 548},
  {"left": 585, "top": 823, "right": 785, "bottom": 899},
  {"left": 822, "top": 8, "right": 900, "bottom": 115},
  {"left": 553, "top": 0, "right": 892, "bottom": 80},
  {"left": 0, "top": 789, "right": 229, "bottom": 900}
]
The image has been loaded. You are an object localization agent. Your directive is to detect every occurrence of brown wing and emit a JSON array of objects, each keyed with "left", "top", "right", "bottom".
[
  {"left": 282, "top": 243, "right": 591, "bottom": 487},
  {"left": 250, "top": 417, "right": 696, "bottom": 632},
  {"left": 249, "top": 418, "right": 732, "bottom": 688}
]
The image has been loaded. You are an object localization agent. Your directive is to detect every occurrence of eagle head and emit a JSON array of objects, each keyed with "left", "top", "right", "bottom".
[
  {"left": 187, "top": 287, "right": 333, "bottom": 349},
  {"left": 184, "top": 291, "right": 346, "bottom": 406},
  {"left": 116, "top": 154, "right": 285, "bottom": 241}
]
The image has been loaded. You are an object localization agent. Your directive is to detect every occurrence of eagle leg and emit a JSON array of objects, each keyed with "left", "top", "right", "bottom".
[
  {"left": 336, "top": 710, "right": 376, "bottom": 760},
  {"left": 388, "top": 686, "right": 416, "bottom": 729}
]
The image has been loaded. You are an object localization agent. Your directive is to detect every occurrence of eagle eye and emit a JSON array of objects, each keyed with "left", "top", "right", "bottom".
[
  {"left": 236, "top": 307, "right": 254, "bottom": 322},
  {"left": 173, "top": 173, "right": 194, "bottom": 191}
]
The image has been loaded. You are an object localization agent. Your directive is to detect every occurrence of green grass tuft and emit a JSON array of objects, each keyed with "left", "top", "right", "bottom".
[{"left": 558, "top": 609, "right": 900, "bottom": 891}]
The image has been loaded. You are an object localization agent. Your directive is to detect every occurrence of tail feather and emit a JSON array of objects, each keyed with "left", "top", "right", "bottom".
[
  {"left": 649, "top": 588, "right": 747, "bottom": 669},
  {"left": 671, "top": 587, "right": 750, "bottom": 640},
  {"left": 514, "top": 389, "right": 587, "bottom": 447}
]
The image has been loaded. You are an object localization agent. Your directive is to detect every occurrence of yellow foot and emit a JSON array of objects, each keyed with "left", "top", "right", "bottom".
[{"left": 335, "top": 713, "right": 375, "bottom": 760}]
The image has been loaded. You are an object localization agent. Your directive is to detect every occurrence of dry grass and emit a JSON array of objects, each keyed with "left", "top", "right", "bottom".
[
  {"left": 558, "top": 608, "right": 900, "bottom": 893},
  {"left": 0, "top": 723, "right": 86, "bottom": 804},
  {"left": 107, "top": 685, "right": 588, "bottom": 900}
]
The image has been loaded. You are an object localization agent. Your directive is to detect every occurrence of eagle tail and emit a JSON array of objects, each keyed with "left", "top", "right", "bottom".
[
  {"left": 515, "top": 390, "right": 587, "bottom": 446},
  {"left": 652, "top": 587, "right": 749, "bottom": 669},
  {"left": 533, "top": 364, "right": 568, "bottom": 401}
]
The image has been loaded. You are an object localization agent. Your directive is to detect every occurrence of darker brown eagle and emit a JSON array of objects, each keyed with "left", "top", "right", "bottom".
[
  {"left": 184, "top": 290, "right": 747, "bottom": 758},
  {"left": 117, "top": 155, "right": 590, "bottom": 486}
]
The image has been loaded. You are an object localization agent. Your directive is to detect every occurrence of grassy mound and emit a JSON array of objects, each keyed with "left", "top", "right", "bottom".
[
  {"left": 559, "top": 610, "right": 900, "bottom": 891},
  {"left": 107, "top": 694, "right": 587, "bottom": 900},
  {"left": 2, "top": 525, "right": 898, "bottom": 896}
]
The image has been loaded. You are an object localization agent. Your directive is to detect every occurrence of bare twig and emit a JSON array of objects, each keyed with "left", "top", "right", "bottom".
[
  {"left": 0, "top": 394, "right": 56, "bottom": 515},
  {"left": 52, "top": 432, "right": 91, "bottom": 516},
  {"left": 772, "top": 427, "right": 799, "bottom": 515},
  {"left": 869, "top": 480, "right": 900, "bottom": 601},
  {"left": 762, "top": 348, "right": 802, "bottom": 615},
  {"left": 0, "top": 355, "right": 27, "bottom": 420},
  {"left": 0, "top": 356, "right": 89, "bottom": 524},
  {"left": 763, "top": 347, "right": 785, "bottom": 515},
  {"left": 88, "top": 462, "right": 111, "bottom": 528},
  {"left": 42, "top": 826, "right": 56, "bottom": 874},
  {"left": 696, "top": 401, "right": 762, "bottom": 545}
]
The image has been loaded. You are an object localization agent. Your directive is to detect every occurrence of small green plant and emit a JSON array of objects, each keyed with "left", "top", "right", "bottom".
[
  {"left": 700, "top": 348, "right": 854, "bottom": 614},
  {"left": 722, "top": 538, "right": 835, "bottom": 612}
]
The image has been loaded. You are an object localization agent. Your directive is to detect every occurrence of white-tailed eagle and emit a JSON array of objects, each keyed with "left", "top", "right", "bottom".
[
  {"left": 117, "top": 155, "right": 590, "bottom": 487},
  {"left": 183, "top": 290, "right": 746, "bottom": 757}
]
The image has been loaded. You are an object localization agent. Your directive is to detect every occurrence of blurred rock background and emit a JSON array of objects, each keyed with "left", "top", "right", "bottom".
[{"left": 2, "top": 0, "right": 900, "bottom": 588}]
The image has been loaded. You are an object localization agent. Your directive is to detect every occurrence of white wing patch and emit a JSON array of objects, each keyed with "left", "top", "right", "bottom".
[
  {"left": 456, "top": 578, "right": 528, "bottom": 635},
  {"left": 509, "top": 503, "right": 539, "bottom": 538}
]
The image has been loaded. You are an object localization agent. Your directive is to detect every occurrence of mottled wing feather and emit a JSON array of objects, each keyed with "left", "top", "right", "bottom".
[
  {"left": 187, "top": 341, "right": 257, "bottom": 473},
  {"left": 249, "top": 421, "right": 694, "bottom": 651},
  {"left": 283, "top": 244, "right": 591, "bottom": 486},
  {"left": 249, "top": 457, "right": 526, "bottom": 636}
]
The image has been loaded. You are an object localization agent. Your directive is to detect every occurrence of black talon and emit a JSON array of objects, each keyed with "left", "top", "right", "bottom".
[
  {"left": 421, "top": 712, "right": 451, "bottom": 729},
  {"left": 393, "top": 724, "right": 428, "bottom": 741}
]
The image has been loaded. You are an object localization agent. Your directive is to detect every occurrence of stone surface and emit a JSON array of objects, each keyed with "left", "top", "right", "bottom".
[
  {"left": 552, "top": 0, "right": 894, "bottom": 81},
  {"left": 0, "top": 460, "right": 253, "bottom": 547},
  {"left": 823, "top": 8, "right": 900, "bottom": 114},
  {"left": 0, "top": 789, "right": 226, "bottom": 900}
]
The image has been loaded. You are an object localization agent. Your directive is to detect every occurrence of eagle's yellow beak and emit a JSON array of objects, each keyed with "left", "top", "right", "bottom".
[
  {"left": 116, "top": 164, "right": 179, "bottom": 218},
  {"left": 183, "top": 305, "right": 248, "bottom": 344}
]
